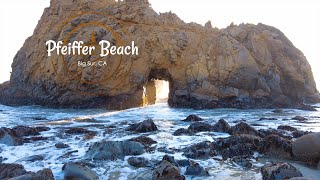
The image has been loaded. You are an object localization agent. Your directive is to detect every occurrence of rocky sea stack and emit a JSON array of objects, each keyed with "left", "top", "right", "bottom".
[{"left": 0, "top": 0, "right": 319, "bottom": 109}]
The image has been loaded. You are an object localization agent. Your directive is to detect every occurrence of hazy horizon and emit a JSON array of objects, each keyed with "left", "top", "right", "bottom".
[{"left": 0, "top": 0, "right": 319, "bottom": 90}]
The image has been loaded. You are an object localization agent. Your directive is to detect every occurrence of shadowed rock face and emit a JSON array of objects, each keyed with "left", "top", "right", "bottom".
[{"left": 0, "top": 0, "right": 319, "bottom": 109}]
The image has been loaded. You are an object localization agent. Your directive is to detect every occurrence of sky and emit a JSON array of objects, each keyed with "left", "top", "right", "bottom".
[{"left": 0, "top": 0, "right": 319, "bottom": 89}]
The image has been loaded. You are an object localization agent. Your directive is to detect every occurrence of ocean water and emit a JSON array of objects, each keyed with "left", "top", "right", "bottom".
[{"left": 0, "top": 103, "right": 320, "bottom": 179}]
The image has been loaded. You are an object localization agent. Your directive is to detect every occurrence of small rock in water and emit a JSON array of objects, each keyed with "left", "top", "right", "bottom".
[
  {"left": 229, "top": 122, "right": 264, "bottom": 137},
  {"left": 65, "top": 127, "right": 94, "bottom": 134},
  {"left": 212, "top": 119, "right": 231, "bottom": 133},
  {"left": 187, "top": 122, "right": 213, "bottom": 133},
  {"left": 126, "top": 119, "right": 158, "bottom": 133},
  {"left": 0, "top": 163, "right": 27, "bottom": 179},
  {"left": 185, "top": 162, "right": 210, "bottom": 176},
  {"left": 63, "top": 162, "right": 98, "bottom": 180},
  {"left": 231, "top": 156, "right": 253, "bottom": 169},
  {"left": 162, "top": 155, "right": 179, "bottom": 167},
  {"left": 152, "top": 160, "right": 185, "bottom": 180},
  {"left": 183, "top": 141, "right": 216, "bottom": 159},
  {"left": 32, "top": 116, "right": 48, "bottom": 121},
  {"left": 9, "top": 168, "right": 54, "bottom": 180},
  {"left": 128, "top": 135, "right": 157, "bottom": 147},
  {"left": 182, "top": 114, "right": 203, "bottom": 122},
  {"left": 277, "top": 125, "right": 298, "bottom": 132},
  {"left": 259, "top": 117, "right": 278, "bottom": 121},
  {"left": 177, "top": 159, "right": 193, "bottom": 167},
  {"left": 55, "top": 142, "right": 70, "bottom": 149},
  {"left": 292, "top": 116, "right": 307, "bottom": 121},
  {"left": 261, "top": 163, "right": 303, "bottom": 180},
  {"left": 127, "top": 157, "right": 150, "bottom": 168},
  {"left": 173, "top": 128, "right": 194, "bottom": 136},
  {"left": 86, "top": 141, "right": 145, "bottom": 160},
  {"left": 272, "top": 109, "right": 284, "bottom": 113},
  {"left": 18, "top": 155, "right": 44, "bottom": 162}
]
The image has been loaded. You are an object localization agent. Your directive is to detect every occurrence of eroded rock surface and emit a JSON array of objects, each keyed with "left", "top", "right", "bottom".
[{"left": 0, "top": 0, "right": 318, "bottom": 109}]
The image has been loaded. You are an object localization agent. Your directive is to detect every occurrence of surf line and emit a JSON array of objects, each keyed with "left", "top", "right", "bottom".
[{"left": 45, "top": 40, "right": 138, "bottom": 57}]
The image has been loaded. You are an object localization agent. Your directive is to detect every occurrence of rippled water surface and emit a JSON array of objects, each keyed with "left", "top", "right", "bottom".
[{"left": 0, "top": 103, "right": 320, "bottom": 179}]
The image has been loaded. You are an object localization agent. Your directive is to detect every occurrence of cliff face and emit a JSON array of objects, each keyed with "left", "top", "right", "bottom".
[{"left": 0, "top": 0, "right": 319, "bottom": 109}]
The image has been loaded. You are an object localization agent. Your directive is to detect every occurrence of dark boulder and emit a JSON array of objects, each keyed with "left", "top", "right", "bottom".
[
  {"left": 183, "top": 141, "right": 216, "bottom": 159},
  {"left": 128, "top": 135, "right": 157, "bottom": 147},
  {"left": 259, "top": 117, "right": 278, "bottom": 121},
  {"left": 86, "top": 141, "right": 145, "bottom": 160},
  {"left": 220, "top": 143, "right": 254, "bottom": 159},
  {"left": 214, "top": 134, "right": 265, "bottom": 159},
  {"left": 292, "top": 116, "right": 307, "bottom": 121},
  {"left": 0, "top": 163, "right": 27, "bottom": 179},
  {"left": 212, "top": 119, "right": 231, "bottom": 133},
  {"left": 182, "top": 115, "right": 203, "bottom": 122},
  {"left": 231, "top": 156, "right": 253, "bottom": 169},
  {"left": 292, "top": 133, "right": 320, "bottom": 163},
  {"left": 261, "top": 134, "right": 293, "bottom": 159},
  {"left": 10, "top": 126, "right": 40, "bottom": 137},
  {"left": 272, "top": 109, "right": 284, "bottom": 113},
  {"left": 173, "top": 128, "right": 194, "bottom": 136},
  {"left": 215, "top": 134, "right": 265, "bottom": 151},
  {"left": 185, "top": 162, "right": 210, "bottom": 176},
  {"left": 292, "top": 131, "right": 310, "bottom": 138},
  {"left": 0, "top": 128, "right": 24, "bottom": 146},
  {"left": 62, "top": 162, "right": 98, "bottom": 180},
  {"left": 187, "top": 122, "right": 213, "bottom": 133},
  {"left": 177, "top": 159, "right": 193, "bottom": 167},
  {"left": 259, "top": 128, "right": 292, "bottom": 139},
  {"left": 229, "top": 122, "right": 264, "bottom": 137},
  {"left": 162, "top": 155, "right": 179, "bottom": 167},
  {"left": 18, "top": 155, "right": 44, "bottom": 162},
  {"left": 65, "top": 127, "right": 95, "bottom": 134},
  {"left": 152, "top": 160, "right": 185, "bottom": 180},
  {"left": 126, "top": 119, "right": 158, "bottom": 133},
  {"left": 277, "top": 125, "right": 298, "bottom": 132},
  {"left": 55, "top": 142, "right": 70, "bottom": 149},
  {"left": 261, "top": 163, "right": 303, "bottom": 180},
  {"left": 127, "top": 157, "right": 150, "bottom": 168}
]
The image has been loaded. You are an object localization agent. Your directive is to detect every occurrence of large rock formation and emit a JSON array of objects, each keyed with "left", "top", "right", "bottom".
[{"left": 0, "top": 0, "right": 319, "bottom": 109}]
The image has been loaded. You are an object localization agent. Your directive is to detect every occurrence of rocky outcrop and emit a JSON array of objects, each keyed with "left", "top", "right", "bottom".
[{"left": 0, "top": 0, "right": 318, "bottom": 109}]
